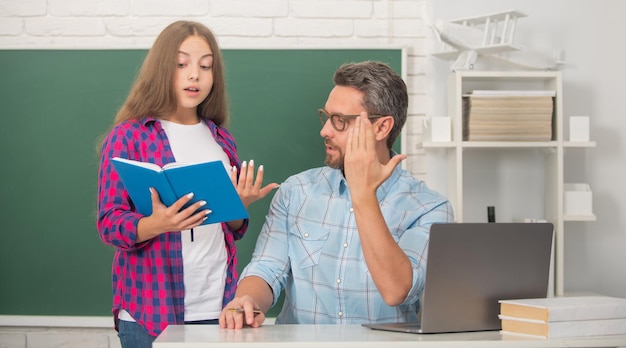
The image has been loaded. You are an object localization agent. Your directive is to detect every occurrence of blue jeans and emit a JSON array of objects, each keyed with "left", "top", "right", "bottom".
[
  {"left": 118, "top": 319, "right": 219, "bottom": 348},
  {"left": 117, "top": 320, "right": 154, "bottom": 348}
]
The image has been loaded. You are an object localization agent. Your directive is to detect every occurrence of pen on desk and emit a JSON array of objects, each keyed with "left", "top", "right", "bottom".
[{"left": 227, "top": 308, "right": 262, "bottom": 315}]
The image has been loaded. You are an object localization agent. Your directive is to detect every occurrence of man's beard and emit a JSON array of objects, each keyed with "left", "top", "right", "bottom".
[{"left": 324, "top": 140, "right": 344, "bottom": 170}]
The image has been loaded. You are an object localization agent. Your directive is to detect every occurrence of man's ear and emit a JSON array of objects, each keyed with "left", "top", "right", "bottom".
[{"left": 374, "top": 116, "right": 394, "bottom": 142}]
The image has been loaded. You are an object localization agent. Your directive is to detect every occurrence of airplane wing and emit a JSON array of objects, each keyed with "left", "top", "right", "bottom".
[{"left": 429, "top": 9, "right": 560, "bottom": 70}]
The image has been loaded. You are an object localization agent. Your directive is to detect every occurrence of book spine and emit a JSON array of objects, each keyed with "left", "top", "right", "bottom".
[{"left": 501, "top": 317, "right": 626, "bottom": 338}]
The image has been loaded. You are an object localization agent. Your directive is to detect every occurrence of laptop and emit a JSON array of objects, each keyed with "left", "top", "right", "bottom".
[{"left": 362, "top": 222, "right": 554, "bottom": 334}]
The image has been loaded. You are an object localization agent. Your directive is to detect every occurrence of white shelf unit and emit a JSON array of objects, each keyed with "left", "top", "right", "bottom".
[{"left": 424, "top": 70, "right": 596, "bottom": 296}]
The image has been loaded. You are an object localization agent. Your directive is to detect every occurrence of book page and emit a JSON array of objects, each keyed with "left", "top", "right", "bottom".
[
  {"left": 112, "top": 157, "right": 162, "bottom": 172},
  {"left": 162, "top": 162, "right": 194, "bottom": 170}
]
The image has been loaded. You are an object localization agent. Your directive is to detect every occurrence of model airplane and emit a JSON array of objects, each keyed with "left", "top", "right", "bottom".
[{"left": 431, "top": 10, "right": 563, "bottom": 71}]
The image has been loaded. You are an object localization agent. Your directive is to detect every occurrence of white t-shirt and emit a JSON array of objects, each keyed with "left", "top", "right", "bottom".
[{"left": 119, "top": 119, "right": 230, "bottom": 322}]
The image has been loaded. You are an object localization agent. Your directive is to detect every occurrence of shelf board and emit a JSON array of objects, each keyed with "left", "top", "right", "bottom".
[
  {"left": 563, "top": 141, "right": 596, "bottom": 148},
  {"left": 564, "top": 214, "right": 597, "bottom": 222},
  {"left": 462, "top": 141, "right": 557, "bottom": 148},
  {"left": 454, "top": 70, "right": 560, "bottom": 79},
  {"left": 423, "top": 141, "right": 558, "bottom": 148},
  {"left": 422, "top": 141, "right": 456, "bottom": 148},
  {"left": 424, "top": 141, "right": 594, "bottom": 149}
]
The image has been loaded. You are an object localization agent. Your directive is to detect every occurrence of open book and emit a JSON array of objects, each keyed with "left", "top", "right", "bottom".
[{"left": 111, "top": 157, "right": 248, "bottom": 225}]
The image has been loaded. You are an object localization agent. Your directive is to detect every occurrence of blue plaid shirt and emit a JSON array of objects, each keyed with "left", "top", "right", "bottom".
[
  {"left": 97, "top": 117, "right": 247, "bottom": 337},
  {"left": 241, "top": 164, "right": 453, "bottom": 324}
]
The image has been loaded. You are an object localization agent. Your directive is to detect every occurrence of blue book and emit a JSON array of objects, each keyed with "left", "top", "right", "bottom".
[{"left": 111, "top": 157, "right": 248, "bottom": 225}]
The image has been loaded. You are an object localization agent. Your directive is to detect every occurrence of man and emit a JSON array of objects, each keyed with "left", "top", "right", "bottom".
[{"left": 219, "top": 61, "right": 453, "bottom": 329}]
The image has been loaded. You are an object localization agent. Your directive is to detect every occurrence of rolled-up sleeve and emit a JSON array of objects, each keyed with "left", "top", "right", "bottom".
[
  {"left": 240, "top": 182, "right": 293, "bottom": 306},
  {"left": 398, "top": 195, "right": 454, "bottom": 305}
]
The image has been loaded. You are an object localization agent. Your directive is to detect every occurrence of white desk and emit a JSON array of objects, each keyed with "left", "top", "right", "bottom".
[{"left": 153, "top": 324, "right": 626, "bottom": 347}]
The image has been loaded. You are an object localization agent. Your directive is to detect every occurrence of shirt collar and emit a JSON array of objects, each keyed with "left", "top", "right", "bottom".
[{"left": 143, "top": 117, "right": 219, "bottom": 135}]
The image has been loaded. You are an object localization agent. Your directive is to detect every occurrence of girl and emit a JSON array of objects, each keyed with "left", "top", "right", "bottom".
[{"left": 96, "top": 21, "right": 278, "bottom": 348}]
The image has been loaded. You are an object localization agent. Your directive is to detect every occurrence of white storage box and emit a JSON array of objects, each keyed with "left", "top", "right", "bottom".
[
  {"left": 425, "top": 117, "right": 451, "bottom": 142},
  {"left": 564, "top": 183, "right": 593, "bottom": 215},
  {"left": 569, "top": 116, "right": 590, "bottom": 142}
]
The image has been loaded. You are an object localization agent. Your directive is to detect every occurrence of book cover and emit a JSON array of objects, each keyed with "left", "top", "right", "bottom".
[
  {"left": 500, "top": 315, "right": 626, "bottom": 339},
  {"left": 499, "top": 296, "right": 626, "bottom": 322},
  {"left": 111, "top": 157, "right": 248, "bottom": 225}
]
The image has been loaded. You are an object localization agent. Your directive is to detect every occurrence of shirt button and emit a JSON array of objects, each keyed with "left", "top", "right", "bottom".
[
  {"left": 343, "top": 242, "right": 348, "bottom": 248},
  {"left": 336, "top": 278, "right": 341, "bottom": 284},
  {"left": 303, "top": 232, "right": 309, "bottom": 238},
  {"left": 338, "top": 311, "right": 343, "bottom": 317},
  {"left": 349, "top": 208, "right": 354, "bottom": 213}
]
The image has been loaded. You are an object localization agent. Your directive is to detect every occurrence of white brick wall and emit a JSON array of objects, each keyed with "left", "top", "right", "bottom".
[
  {"left": 0, "top": 1, "right": 429, "bottom": 346},
  {"left": 0, "top": 0, "right": 430, "bottom": 174},
  {"left": 0, "top": 326, "right": 120, "bottom": 348}
]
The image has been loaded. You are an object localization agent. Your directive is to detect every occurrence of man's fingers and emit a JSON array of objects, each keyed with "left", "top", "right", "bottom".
[
  {"left": 387, "top": 154, "right": 407, "bottom": 173},
  {"left": 363, "top": 115, "right": 376, "bottom": 149},
  {"left": 346, "top": 128, "right": 354, "bottom": 154},
  {"left": 354, "top": 115, "right": 362, "bottom": 148}
]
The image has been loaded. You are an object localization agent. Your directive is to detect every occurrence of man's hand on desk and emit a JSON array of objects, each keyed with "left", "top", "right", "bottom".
[{"left": 219, "top": 295, "right": 266, "bottom": 329}]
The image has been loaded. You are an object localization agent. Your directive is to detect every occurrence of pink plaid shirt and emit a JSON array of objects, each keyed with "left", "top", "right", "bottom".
[{"left": 97, "top": 117, "right": 247, "bottom": 337}]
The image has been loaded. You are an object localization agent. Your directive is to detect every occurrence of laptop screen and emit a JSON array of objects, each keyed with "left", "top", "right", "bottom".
[
  {"left": 364, "top": 222, "right": 554, "bottom": 334},
  {"left": 420, "top": 222, "right": 554, "bottom": 333}
]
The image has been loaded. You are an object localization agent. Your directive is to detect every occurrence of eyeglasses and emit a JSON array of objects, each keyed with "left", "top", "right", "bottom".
[{"left": 318, "top": 109, "right": 384, "bottom": 132}]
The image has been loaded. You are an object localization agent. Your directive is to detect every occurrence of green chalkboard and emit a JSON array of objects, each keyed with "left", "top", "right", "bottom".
[{"left": 0, "top": 48, "right": 402, "bottom": 318}]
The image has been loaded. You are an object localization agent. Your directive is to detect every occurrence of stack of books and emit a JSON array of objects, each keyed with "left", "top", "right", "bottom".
[
  {"left": 462, "top": 90, "right": 555, "bottom": 141},
  {"left": 498, "top": 296, "right": 626, "bottom": 338}
]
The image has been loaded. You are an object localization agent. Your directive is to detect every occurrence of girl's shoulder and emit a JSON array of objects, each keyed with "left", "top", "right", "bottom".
[
  {"left": 104, "top": 118, "right": 159, "bottom": 144},
  {"left": 113, "top": 117, "right": 154, "bottom": 130},
  {"left": 207, "top": 120, "right": 237, "bottom": 147},
  {"left": 109, "top": 117, "right": 160, "bottom": 134}
]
